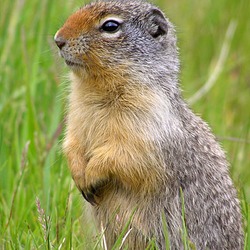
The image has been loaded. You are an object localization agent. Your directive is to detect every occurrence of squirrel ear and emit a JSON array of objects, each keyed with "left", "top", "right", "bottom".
[{"left": 146, "top": 8, "right": 168, "bottom": 38}]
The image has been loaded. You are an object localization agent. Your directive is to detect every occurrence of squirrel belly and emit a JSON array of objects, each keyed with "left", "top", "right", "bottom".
[{"left": 55, "top": 0, "right": 244, "bottom": 249}]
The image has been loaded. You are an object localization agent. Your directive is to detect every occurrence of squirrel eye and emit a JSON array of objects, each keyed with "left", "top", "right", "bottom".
[{"left": 101, "top": 20, "right": 120, "bottom": 33}]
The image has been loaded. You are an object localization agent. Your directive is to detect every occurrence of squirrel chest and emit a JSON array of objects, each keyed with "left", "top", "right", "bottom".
[{"left": 63, "top": 74, "right": 170, "bottom": 199}]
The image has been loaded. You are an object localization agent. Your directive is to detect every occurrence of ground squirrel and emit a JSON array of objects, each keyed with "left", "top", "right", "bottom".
[{"left": 54, "top": 0, "right": 243, "bottom": 249}]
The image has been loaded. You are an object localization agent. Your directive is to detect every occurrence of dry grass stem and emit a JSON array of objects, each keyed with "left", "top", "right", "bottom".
[
  {"left": 101, "top": 221, "right": 108, "bottom": 250},
  {"left": 188, "top": 20, "right": 237, "bottom": 105},
  {"left": 36, "top": 197, "right": 51, "bottom": 243},
  {"left": 119, "top": 228, "right": 133, "bottom": 250}
]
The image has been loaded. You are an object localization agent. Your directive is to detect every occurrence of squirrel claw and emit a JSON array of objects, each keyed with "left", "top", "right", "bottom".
[
  {"left": 81, "top": 178, "right": 110, "bottom": 206},
  {"left": 81, "top": 190, "right": 97, "bottom": 206}
]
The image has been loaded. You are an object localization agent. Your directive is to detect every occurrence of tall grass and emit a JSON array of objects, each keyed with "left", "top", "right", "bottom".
[{"left": 0, "top": 0, "right": 249, "bottom": 248}]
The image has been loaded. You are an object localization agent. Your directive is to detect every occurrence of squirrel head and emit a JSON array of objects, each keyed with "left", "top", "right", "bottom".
[{"left": 55, "top": 0, "right": 179, "bottom": 87}]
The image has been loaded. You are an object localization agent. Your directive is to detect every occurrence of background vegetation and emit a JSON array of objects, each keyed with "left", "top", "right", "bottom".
[{"left": 0, "top": 0, "right": 249, "bottom": 249}]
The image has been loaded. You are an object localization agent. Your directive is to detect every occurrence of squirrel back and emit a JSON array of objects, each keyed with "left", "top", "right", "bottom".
[{"left": 55, "top": 0, "right": 244, "bottom": 249}]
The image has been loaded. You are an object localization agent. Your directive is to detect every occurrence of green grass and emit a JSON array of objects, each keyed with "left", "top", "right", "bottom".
[{"left": 0, "top": 0, "right": 249, "bottom": 249}]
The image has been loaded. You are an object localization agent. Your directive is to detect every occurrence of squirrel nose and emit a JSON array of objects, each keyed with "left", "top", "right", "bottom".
[{"left": 54, "top": 35, "right": 66, "bottom": 50}]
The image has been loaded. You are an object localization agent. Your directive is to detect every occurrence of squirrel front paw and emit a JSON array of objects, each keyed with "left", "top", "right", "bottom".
[{"left": 81, "top": 164, "right": 111, "bottom": 205}]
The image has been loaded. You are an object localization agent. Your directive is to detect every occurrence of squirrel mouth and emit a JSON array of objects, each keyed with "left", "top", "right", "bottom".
[{"left": 65, "top": 60, "right": 83, "bottom": 67}]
